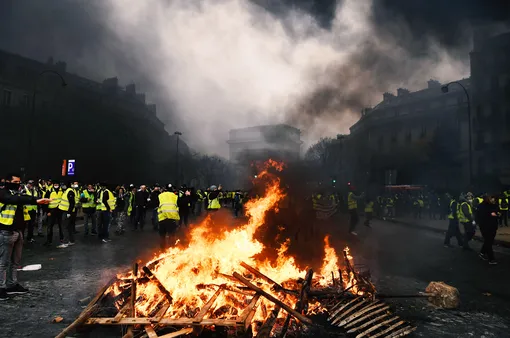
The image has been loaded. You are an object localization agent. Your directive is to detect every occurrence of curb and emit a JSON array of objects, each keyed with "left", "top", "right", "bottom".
[{"left": 388, "top": 218, "right": 510, "bottom": 249}]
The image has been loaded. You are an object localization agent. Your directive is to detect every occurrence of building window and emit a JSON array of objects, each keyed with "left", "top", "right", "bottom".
[{"left": 2, "top": 89, "right": 12, "bottom": 106}]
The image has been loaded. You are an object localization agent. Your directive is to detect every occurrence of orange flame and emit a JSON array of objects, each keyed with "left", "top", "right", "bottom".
[{"left": 108, "top": 160, "right": 361, "bottom": 321}]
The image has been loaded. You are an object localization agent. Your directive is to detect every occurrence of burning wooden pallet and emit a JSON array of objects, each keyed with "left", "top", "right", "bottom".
[{"left": 56, "top": 249, "right": 415, "bottom": 338}]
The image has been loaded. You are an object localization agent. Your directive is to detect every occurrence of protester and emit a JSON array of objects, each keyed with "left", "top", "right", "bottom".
[
  {"left": 478, "top": 195, "right": 500, "bottom": 265},
  {"left": 115, "top": 187, "right": 128, "bottom": 234},
  {"left": 0, "top": 173, "right": 50, "bottom": 300}
]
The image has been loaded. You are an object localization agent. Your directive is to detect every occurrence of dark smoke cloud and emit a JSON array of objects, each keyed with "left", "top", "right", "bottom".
[{"left": 1, "top": 0, "right": 508, "bottom": 155}]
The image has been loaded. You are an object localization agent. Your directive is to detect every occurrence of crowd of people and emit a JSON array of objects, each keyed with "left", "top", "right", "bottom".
[
  {"left": 0, "top": 173, "right": 252, "bottom": 301},
  {"left": 312, "top": 186, "right": 509, "bottom": 265}
]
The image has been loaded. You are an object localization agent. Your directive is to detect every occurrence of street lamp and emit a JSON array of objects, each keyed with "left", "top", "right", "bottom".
[
  {"left": 174, "top": 131, "right": 182, "bottom": 184},
  {"left": 27, "top": 70, "right": 67, "bottom": 178},
  {"left": 441, "top": 82, "right": 472, "bottom": 186}
]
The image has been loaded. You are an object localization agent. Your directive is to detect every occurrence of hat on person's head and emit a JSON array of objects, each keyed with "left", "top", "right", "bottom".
[{"left": 210, "top": 185, "right": 217, "bottom": 190}]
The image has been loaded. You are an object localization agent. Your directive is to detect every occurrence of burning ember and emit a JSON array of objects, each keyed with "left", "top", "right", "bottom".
[{"left": 108, "top": 160, "right": 360, "bottom": 322}]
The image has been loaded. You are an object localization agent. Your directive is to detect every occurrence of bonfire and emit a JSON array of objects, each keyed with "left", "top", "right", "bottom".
[{"left": 56, "top": 160, "right": 415, "bottom": 338}]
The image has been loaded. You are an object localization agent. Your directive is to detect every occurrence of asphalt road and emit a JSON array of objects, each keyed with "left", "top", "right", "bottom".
[{"left": 1, "top": 215, "right": 509, "bottom": 338}]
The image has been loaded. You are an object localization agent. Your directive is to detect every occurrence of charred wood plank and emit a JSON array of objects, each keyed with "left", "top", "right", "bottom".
[
  {"left": 337, "top": 301, "right": 383, "bottom": 327},
  {"left": 142, "top": 266, "right": 173, "bottom": 303},
  {"left": 356, "top": 316, "right": 399, "bottom": 338},
  {"left": 151, "top": 303, "right": 171, "bottom": 324},
  {"left": 131, "top": 262, "right": 138, "bottom": 317},
  {"left": 240, "top": 262, "right": 281, "bottom": 288},
  {"left": 86, "top": 317, "right": 240, "bottom": 326},
  {"left": 385, "top": 325, "right": 416, "bottom": 338},
  {"left": 233, "top": 272, "right": 313, "bottom": 325},
  {"left": 159, "top": 328, "right": 194, "bottom": 338},
  {"left": 369, "top": 320, "right": 406, "bottom": 338},
  {"left": 346, "top": 313, "right": 390, "bottom": 334},
  {"left": 331, "top": 299, "right": 368, "bottom": 325},
  {"left": 113, "top": 297, "right": 132, "bottom": 323},
  {"left": 256, "top": 306, "right": 280, "bottom": 338},
  {"left": 193, "top": 287, "right": 223, "bottom": 323},
  {"left": 343, "top": 304, "right": 389, "bottom": 329},
  {"left": 237, "top": 293, "right": 261, "bottom": 330},
  {"left": 54, "top": 304, "right": 99, "bottom": 338},
  {"left": 144, "top": 325, "right": 158, "bottom": 338},
  {"left": 328, "top": 297, "right": 362, "bottom": 321}
]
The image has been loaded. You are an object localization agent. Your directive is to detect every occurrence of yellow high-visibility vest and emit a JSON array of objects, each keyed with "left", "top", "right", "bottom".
[
  {"left": 457, "top": 202, "right": 472, "bottom": 223},
  {"left": 0, "top": 192, "right": 31, "bottom": 224},
  {"left": 348, "top": 192, "right": 357, "bottom": 210},
  {"left": 24, "top": 187, "right": 39, "bottom": 211},
  {"left": 208, "top": 194, "right": 221, "bottom": 210},
  {"left": 49, "top": 190, "right": 63, "bottom": 209},
  {"left": 97, "top": 189, "right": 116, "bottom": 211},
  {"left": 499, "top": 198, "right": 509, "bottom": 211},
  {"left": 364, "top": 201, "right": 374, "bottom": 213},
  {"left": 58, "top": 188, "right": 76, "bottom": 212},
  {"left": 158, "top": 192, "right": 180, "bottom": 221},
  {"left": 448, "top": 200, "right": 456, "bottom": 219},
  {"left": 81, "top": 190, "right": 96, "bottom": 209}
]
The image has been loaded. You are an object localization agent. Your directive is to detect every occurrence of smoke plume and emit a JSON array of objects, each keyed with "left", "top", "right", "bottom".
[
  {"left": 101, "top": 0, "right": 470, "bottom": 153},
  {"left": 3, "top": 0, "right": 508, "bottom": 155}
]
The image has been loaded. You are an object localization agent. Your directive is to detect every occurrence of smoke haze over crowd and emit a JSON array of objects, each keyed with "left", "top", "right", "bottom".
[{"left": 1, "top": 0, "right": 508, "bottom": 156}]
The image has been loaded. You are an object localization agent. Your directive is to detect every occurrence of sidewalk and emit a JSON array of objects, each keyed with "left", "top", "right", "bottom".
[{"left": 388, "top": 216, "right": 510, "bottom": 248}]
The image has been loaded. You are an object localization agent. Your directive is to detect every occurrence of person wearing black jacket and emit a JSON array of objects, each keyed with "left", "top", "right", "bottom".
[
  {"left": 134, "top": 185, "right": 149, "bottom": 230},
  {"left": 178, "top": 186, "right": 192, "bottom": 227},
  {"left": 148, "top": 184, "right": 161, "bottom": 231},
  {"left": 0, "top": 174, "right": 50, "bottom": 300},
  {"left": 478, "top": 195, "right": 500, "bottom": 264}
]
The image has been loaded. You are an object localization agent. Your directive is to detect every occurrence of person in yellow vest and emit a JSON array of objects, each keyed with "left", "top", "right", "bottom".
[
  {"left": 444, "top": 194, "right": 463, "bottom": 248},
  {"left": 96, "top": 182, "right": 115, "bottom": 243},
  {"left": 44, "top": 182, "right": 65, "bottom": 247},
  {"left": 347, "top": 185, "right": 364, "bottom": 235},
  {"left": 458, "top": 192, "right": 475, "bottom": 250},
  {"left": 498, "top": 193, "right": 509, "bottom": 227},
  {"left": 158, "top": 184, "right": 182, "bottom": 250},
  {"left": 207, "top": 185, "right": 221, "bottom": 212},
  {"left": 23, "top": 180, "right": 39, "bottom": 243},
  {"left": 0, "top": 173, "right": 51, "bottom": 300},
  {"left": 364, "top": 199, "right": 374, "bottom": 227},
  {"left": 58, "top": 181, "right": 80, "bottom": 247},
  {"left": 195, "top": 189, "right": 204, "bottom": 216},
  {"left": 127, "top": 185, "right": 137, "bottom": 228},
  {"left": 81, "top": 184, "right": 97, "bottom": 235},
  {"left": 413, "top": 196, "right": 424, "bottom": 219}
]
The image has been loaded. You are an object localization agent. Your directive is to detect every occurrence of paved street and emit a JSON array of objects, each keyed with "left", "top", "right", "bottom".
[{"left": 1, "top": 216, "right": 510, "bottom": 338}]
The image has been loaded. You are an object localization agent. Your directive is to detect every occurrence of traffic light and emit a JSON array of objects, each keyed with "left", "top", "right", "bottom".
[
  {"left": 254, "top": 175, "right": 258, "bottom": 178},
  {"left": 332, "top": 179, "right": 336, "bottom": 183}
]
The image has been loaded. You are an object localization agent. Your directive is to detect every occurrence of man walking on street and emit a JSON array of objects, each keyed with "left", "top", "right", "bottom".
[
  {"left": 44, "top": 182, "right": 64, "bottom": 246},
  {"left": 444, "top": 193, "right": 463, "bottom": 248},
  {"left": 498, "top": 194, "right": 508, "bottom": 227},
  {"left": 458, "top": 192, "right": 476, "bottom": 250},
  {"left": 0, "top": 174, "right": 50, "bottom": 300},
  {"left": 58, "top": 181, "right": 79, "bottom": 247},
  {"left": 158, "top": 184, "right": 181, "bottom": 250},
  {"left": 148, "top": 184, "right": 161, "bottom": 231}
]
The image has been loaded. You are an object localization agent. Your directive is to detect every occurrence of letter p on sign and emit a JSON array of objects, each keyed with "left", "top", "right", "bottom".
[{"left": 67, "top": 159, "right": 75, "bottom": 176}]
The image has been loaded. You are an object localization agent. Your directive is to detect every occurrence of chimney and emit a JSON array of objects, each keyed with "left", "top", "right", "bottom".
[
  {"left": 383, "top": 92, "right": 395, "bottom": 101},
  {"left": 102, "top": 77, "right": 119, "bottom": 94},
  {"left": 397, "top": 88, "right": 410, "bottom": 96},
  {"left": 427, "top": 79, "right": 441, "bottom": 89},
  {"left": 55, "top": 61, "right": 67, "bottom": 73},
  {"left": 126, "top": 83, "right": 136, "bottom": 96}
]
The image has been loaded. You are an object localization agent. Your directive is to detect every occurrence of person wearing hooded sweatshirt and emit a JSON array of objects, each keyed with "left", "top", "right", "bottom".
[
  {"left": 457, "top": 192, "right": 475, "bottom": 250},
  {"left": 478, "top": 194, "right": 500, "bottom": 264}
]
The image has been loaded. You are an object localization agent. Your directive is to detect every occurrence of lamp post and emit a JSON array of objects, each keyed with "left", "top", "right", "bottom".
[
  {"left": 174, "top": 131, "right": 182, "bottom": 184},
  {"left": 28, "top": 70, "right": 67, "bottom": 178},
  {"left": 441, "top": 81, "right": 472, "bottom": 186}
]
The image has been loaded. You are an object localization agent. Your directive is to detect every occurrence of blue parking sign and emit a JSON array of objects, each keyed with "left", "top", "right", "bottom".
[{"left": 67, "top": 159, "right": 75, "bottom": 176}]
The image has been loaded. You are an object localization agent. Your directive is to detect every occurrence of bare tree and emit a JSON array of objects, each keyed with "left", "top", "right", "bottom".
[{"left": 304, "top": 137, "right": 334, "bottom": 166}]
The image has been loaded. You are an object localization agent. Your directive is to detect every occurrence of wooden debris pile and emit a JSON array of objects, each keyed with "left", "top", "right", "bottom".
[{"left": 56, "top": 250, "right": 416, "bottom": 338}]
